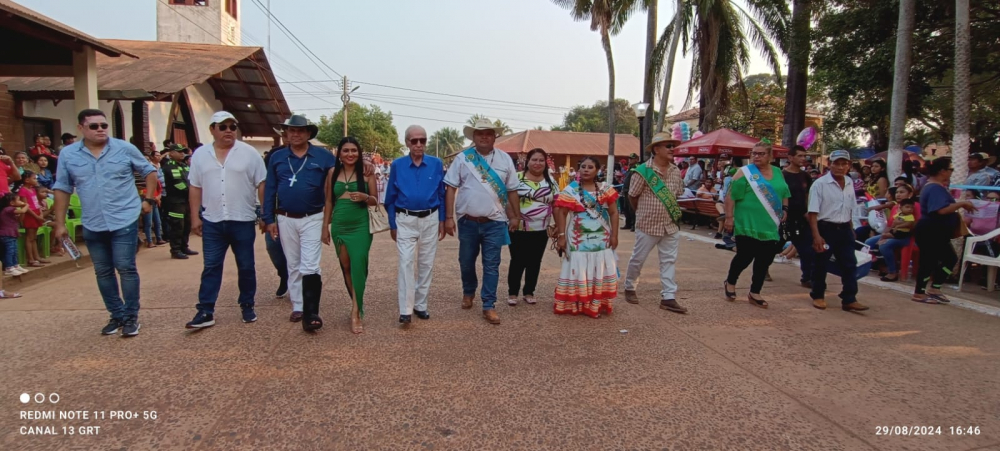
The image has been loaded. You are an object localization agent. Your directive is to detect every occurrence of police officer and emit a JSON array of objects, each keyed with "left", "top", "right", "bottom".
[{"left": 161, "top": 144, "right": 198, "bottom": 259}]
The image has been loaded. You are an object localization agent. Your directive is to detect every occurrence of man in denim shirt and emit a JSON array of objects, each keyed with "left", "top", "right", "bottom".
[{"left": 52, "top": 109, "right": 157, "bottom": 337}]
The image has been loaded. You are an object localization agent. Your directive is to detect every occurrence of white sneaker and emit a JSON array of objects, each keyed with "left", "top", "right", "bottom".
[
  {"left": 13, "top": 266, "right": 28, "bottom": 275},
  {"left": 3, "top": 270, "right": 14, "bottom": 277}
]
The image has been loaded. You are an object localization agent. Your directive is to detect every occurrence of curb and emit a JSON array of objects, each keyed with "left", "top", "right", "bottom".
[{"left": 677, "top": 230, "right": 1000, "bottom": 318}]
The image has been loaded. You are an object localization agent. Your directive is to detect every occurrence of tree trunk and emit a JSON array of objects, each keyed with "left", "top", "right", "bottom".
[
  {"left": 782, "top": 0, "right": 811, "bottom": 149},
  {"left": 603, "top": 29, "right": 616, "bottom": 185},
  {"left": 656, "top": 0, "right": 684, "bottom": 135},
  {"left": 951, "top": 0, "right": 971, "bottom": 185},
  {"left": 642, "top": 0, "right": 657, "bottom": 146},
  {"left": 887, "top": 0, "right": 915, "bottom": 182}
]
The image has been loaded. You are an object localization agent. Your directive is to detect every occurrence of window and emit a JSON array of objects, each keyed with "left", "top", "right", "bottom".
[
  {"left": 111, "top": 101, "right": 125, "bottom": 140},
  {"left": 225, "top": 0, "right": 237, "bottom": 19},
  {"left": 169, "top": 0, "right": 208, "bottom": 6}
]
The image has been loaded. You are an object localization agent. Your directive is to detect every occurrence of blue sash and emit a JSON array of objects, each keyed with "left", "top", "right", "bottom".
[
  {"left": 742, "top": 164, "right": 782, "bottom": 226},
  {"left": 463, "top": 148, "right": 511, "bottom": 245}
]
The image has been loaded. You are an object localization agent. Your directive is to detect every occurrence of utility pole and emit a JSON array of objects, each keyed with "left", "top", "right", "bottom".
[
  {"left": 336, "top": 75, "right": 359, "bottom": 137},
  {"left": 266, "top": 0, "right": 271, "bottom": 57}
]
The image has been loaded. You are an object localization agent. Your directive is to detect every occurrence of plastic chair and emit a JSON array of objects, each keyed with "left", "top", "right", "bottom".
[
  {"left": 959, "top": 228, "right": 1000, "bottom": 292},
  {"left": 68, "top": 193, "right": 82, "bottom": 220},
  {"left": 65, "top": 218, "right": 82, "bottom": 243},
  {"left": 17, "top": 227, "right": 50, "bottom": 265}
]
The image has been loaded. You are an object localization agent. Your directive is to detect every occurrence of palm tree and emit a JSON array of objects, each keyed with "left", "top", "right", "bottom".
[
  {"left": 642, "top": 0, "right": 658, "bottom": 146},
  {"left": 904, "top": 128, "right": 935, "bottom": 151},
  {"left": 554, "top": 0, "right": 641, "bottom": 183},
  {"left": 429, "top": 127, "right": 465, "bottom": 157},
  {"left": 952, "top": 0, "right": 971, "bottom": 185},
  {"left": 781, "top": 0, "right": 810, "bottom": 148},
  {"left": 466, "top": 114, "right": 489, "bottom": 127},
  {"left": 492, "top": 119, "right": 513, "bottom": 136},
  {"left": 887, "top": 0, "right": 915, "bottom": 181},
  {"left": 655, "top": 0, "right": 684, "bottom": 134},
  {"left": 652, "top": 0, "right": 789, "bottom": 132}
]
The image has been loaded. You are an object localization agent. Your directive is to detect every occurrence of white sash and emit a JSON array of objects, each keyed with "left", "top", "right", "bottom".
[
  {"left": 740, "top": 166, "right": 780, "bottom": 227},
  {"left": 460, "top": 156, "right": 505, "bottom": 218}
]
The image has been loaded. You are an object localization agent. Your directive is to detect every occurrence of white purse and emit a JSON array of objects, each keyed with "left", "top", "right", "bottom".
[{"left": 368, "top": 204, "right": 390, "bottom": 234}]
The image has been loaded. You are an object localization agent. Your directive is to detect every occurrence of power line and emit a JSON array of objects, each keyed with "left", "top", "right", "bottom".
[
  {"left": 247, "top": 0, "right": 342, "bottom": 78},
  {"left": 351, "top": 95, "right": 559, "bottom": 125},
  {"left": 288, "top": 91, "right": 570, "bottom": 116}
]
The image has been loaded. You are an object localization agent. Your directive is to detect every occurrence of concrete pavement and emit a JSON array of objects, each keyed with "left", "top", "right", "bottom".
[{"left": 1, "top": 230, "right": 998, "bottom": 450}]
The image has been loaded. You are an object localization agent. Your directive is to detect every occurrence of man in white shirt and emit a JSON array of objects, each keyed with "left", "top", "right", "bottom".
[
  {"left": 807, "top": 149, "right": 869, "bottom": 313},
  {"left": 185, "top": 111, "right": 268, "bottom": 329},
  {"left": 443, "top": 119, "right": 520, "bottom": 325}
]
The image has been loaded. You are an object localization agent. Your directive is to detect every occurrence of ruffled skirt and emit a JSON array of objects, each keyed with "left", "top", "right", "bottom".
[{"left": 554, "top": 249, "right": 619, "bottom": 318}]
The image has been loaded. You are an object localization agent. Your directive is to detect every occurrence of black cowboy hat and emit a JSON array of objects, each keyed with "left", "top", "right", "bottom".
[{"left": 281, "top": 115, "right": 319, "bottom": 140}]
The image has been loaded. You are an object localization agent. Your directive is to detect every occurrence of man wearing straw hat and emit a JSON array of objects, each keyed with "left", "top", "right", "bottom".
[
  {"left": 443, "top": 118, "right": 520, "bottom": 325},
  {"left": 623, "top": 132, "right": 688, "bottom": 314},
  {"left": 966, "top": 152, "right": 998, "bottom": 187}
]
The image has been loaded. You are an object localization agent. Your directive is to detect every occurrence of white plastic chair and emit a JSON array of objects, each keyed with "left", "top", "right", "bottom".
[{"left": 958, "top": 228, "right": 1000, "bottom": 292}]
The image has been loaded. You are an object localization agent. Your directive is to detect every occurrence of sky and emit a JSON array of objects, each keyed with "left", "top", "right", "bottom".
[{"left": 17, "top": 0, "right": 778, "bottom": 143}]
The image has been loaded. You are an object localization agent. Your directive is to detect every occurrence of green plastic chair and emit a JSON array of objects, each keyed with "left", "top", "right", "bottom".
[
  {"left": 68, "top": 193, "right": 82, "bottom": 220},
  {"left": 17, "top": 227, "right": 50, "bottom": 265}
]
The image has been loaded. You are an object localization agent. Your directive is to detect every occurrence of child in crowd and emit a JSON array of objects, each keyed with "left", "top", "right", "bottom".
[
  {"left": 16, "top": 171, "right": 47, "bottom": 267},
  {"left": 0, "top": 192, "right": 28, "bottom": 277},
  {"left": 878, "top": 198, "right": 916, "bottom": 245}
]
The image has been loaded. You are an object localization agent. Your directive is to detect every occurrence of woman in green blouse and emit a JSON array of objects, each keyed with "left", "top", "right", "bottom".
[{"left": 722, "top": 142, "right": 790, "bottom": 308}]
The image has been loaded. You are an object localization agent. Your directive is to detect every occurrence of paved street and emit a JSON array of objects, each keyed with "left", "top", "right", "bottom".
[{"left": 1, "top": 230, "right": 998, "bottom": 451}]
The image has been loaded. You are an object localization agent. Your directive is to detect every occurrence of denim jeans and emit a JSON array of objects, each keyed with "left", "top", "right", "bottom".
[
  {"left": 458, "top": 217, "right": 507, "bottom": 310},
  {"left": 264, "top": 232, "right": 288, "bottom": 282},
  {"left": 0, "top": 235, "right": 17, "bottom": 269},
  {"left": 196, "top": 219, "right": 257, "bottom": 314},
  {"left": 142, "top": 207, "right": 163, "bottom": 243},
  {"left": 82, "top": 220, "right": 140, "bottom": 320}
]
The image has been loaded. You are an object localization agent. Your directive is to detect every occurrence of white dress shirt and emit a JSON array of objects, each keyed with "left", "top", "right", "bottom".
[
  {"left": 808, "top": 172, "right": 855, "bottom": 223},
  {"left": 189, "top": 140, "right": 267, "bottom": 222},
  {"left": 443, "top": 148, "right": 519, "bottom": 221}
]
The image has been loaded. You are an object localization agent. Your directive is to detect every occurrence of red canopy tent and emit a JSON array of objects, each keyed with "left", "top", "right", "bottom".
[{"left": 673, "top": 128, "right": 789, "bottom": 159}]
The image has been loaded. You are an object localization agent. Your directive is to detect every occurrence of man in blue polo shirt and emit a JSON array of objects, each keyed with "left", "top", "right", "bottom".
[
  {"left": 263, "top": 115, "right": 335, "bottom": 331},
  {"left": 384, "top": 125, "right": 446, "bottom": 326},
  {"left": 52, "top": 109, "right": 157, "bottom": 337}
]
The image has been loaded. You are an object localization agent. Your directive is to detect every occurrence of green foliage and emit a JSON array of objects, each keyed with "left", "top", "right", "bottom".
[
  {"left": 428, "top": 127, "right": 466, "bottom": 157},
  {"left": 719, "top": 75, "right": 785, "bottom": 142},
  {"left": 551, "top": 99, "right": 640, "bottom": 135},
  {"left": 811, "top": 1, "right": 999, "bottom": 152},
  {"left": 316, "top": 103, "right": 403, "bottom": 158}
]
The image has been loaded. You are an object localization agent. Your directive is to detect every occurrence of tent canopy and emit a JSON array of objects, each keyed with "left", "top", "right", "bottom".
[{"left": 673, "top": 128, "right": 789, "bottom": 159}]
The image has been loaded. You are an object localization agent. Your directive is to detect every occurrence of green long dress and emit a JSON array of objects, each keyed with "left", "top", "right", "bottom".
[{"left": 331, "top": 180, "right": 373, "bottom": 316}]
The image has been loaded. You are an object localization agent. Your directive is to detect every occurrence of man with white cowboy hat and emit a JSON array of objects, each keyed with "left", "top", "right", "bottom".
[
  {"left": 966, "top": 152, "right": 998, "bottom": 187},
  {"left": 444, "top": 118, "right": 520, "bottom": 325},
  {"left": 623, "top": 132, "right": 688, "bottom": 313},
  {"left": 186, "top": 111, "right": 267, "bottom": 329}
]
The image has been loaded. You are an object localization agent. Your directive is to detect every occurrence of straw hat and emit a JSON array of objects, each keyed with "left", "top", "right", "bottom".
[{"left": 463, "top": 118, "right": 505, "bottom": 141}]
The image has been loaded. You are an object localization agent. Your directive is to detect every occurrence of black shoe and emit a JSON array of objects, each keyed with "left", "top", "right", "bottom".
[
  {"left": 414, "top": 309, "right": 430, "bottom": 320},
  {"left": 171, "top": 252, "right": 189, "bottom": 260},
  {"left": 399, "top": 314, "right": 412, "bottom": 324},
  {"left": 101, "top": 318, "right": 122, "bottom": 335},
  {"left": 275, "top": 278, "right": 288, "bottom": 298},
  {"left": 714, "top": 233, "right": 723, "bottom": 239},
  {"left": 186, "top": 312, "right": 215, "bottom": 329},
  {"left": 121, "top": 317, "right": 140, "bottom": 336},
  {"left": 182, "top": 248, "right": 200, "bottom": 256},
  {"left": 241, "top": 306, "right": 257, "bottom": 323}
]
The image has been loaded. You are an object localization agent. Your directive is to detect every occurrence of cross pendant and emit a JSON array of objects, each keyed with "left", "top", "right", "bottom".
[{"left": 289, "top": 175, "right": 297, "bottom": 187}]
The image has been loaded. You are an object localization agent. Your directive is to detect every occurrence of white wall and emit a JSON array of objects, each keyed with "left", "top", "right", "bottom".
[
  {"left": 22, "top": 98, "right": 131, "bottom": 141},
  {"left": 156, "top": 1, "right": 239, "bottom": 46}
]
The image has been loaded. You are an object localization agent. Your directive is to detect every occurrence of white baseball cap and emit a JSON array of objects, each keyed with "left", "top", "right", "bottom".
[{"left": 209, "top": 111, "right": 238, "bottom": 125}]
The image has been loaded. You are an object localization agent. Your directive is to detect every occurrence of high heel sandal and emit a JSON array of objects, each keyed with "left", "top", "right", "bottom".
[
  {"left": 723, "top": 281, "right": 736, "bottom": 301},
  {"left": 748, "top": 293, "right": 768, "bottom": 309}
]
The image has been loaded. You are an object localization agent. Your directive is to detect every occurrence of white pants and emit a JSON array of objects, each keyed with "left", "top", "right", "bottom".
[
  {"left": 277, "top": 214, "right": 323, "bottom": 312},
  {"left": 624, "top": 229, "right": 680, "bottom": 299},
  {"left": 396, "top": 213, "right": 439, "bottom": 315}
]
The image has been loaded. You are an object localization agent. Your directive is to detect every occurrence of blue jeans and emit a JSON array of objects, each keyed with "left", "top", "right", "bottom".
[
  {"left": 458, "top": 217, "right": 507, "bottom": 310},
  {"left": 866, "top": 236, "right": 910, "bottom": 274},
  {"left": 83, "top": 221, "right": 140, "bottom": 320},
  {"left": 0, "top": 236, "right": 17, "bottom": 269},
  {"left": 142, "top": 207, "right": 163, "bottom": 243},
  {"left": 197, "top": 220, "right": 257, "bottom": 314},
  {"left": 264, "top": 232, "right": 288, "bottom": 281}
]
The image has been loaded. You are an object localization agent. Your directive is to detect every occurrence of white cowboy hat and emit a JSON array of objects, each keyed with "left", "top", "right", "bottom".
[{"left": 463, "top": 118, "right": 505, "bottom": 141}]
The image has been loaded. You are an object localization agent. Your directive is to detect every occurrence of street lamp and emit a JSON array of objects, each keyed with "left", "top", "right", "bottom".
[{"left": 632, "top": 102, "right": 650, "bottom": 162}]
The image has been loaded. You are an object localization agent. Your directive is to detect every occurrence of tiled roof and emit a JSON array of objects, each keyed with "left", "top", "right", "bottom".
[
  {"left": 494, "top": 130, "right": 639, "bottom": 157},
  {"left": 0, "top": 0, "right": 132, "bottom": 57}
]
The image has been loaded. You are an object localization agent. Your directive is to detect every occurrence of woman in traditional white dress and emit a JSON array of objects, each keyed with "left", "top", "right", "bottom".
[{"left": 552, "top": 156, "right": 620, "bottom": 318}]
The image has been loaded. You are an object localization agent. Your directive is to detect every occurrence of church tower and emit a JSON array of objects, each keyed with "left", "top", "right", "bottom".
[{"left": 156, "top": 0, "right": 241, "bottom": 46}]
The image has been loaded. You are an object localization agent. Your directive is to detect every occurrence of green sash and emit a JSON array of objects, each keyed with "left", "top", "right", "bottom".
[{"left": 631, "top": 163, "right": 682, "bottom": 223}]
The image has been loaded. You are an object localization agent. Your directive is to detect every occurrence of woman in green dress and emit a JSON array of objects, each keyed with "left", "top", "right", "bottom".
[
  {"left": 722, "top": 142, "right": 790, "bottom": 308},
  {"left": 322, "top": 137, "right": 378, "bottom": 334}
]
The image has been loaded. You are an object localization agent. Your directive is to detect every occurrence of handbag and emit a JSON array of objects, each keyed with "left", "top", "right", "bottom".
[{"left": 368, "top": 204, "right": 389, "bottom": 234}]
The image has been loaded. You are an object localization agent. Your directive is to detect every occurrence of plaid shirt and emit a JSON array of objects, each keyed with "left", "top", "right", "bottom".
[{"left": 629, "top": 163, "right": 684, "bottom": 236}]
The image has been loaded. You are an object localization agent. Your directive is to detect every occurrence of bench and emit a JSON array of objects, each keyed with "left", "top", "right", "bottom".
[{"left": 678, "top": 198, "right": 721, "bottom": 229}]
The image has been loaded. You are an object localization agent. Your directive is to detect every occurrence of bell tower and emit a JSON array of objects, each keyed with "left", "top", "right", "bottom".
[{"left": 156, "top": 0, "right": 241, "bottom": 46}]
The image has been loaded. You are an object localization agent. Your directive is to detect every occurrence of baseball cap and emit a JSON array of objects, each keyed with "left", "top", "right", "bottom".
[
  {"left": 829, "top": 150, "right": 851, "bottom": 162},
  {"left": 60, "top": 133, "right": 76, "bottom": 140},
  {"left": 163, "top": 144, "right": 189, "bottom": 153},
  {"left": 209, "top": 111, "right": 238, "bottom": 125},
  {"left": 629, "top": 153, "right": 639, "bottom": 159}
]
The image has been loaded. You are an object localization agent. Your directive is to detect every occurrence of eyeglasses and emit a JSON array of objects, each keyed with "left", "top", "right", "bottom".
[
  {"left": 751, "top": 151, "right": 768, "bottom": 157},
  {"left": 216, "top": 124, "right": 238, "bottom": 132},
  {"left": 409, "top": 138, "right": 427, "bottom": 145},
  {"left": 87, "top": 123, "right": 109, "bottom": 130},
  {"left": 665, "top": 144, "right": 676, "bottom": 149}
]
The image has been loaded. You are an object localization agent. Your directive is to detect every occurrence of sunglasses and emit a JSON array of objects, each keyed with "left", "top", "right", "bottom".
[
  {"left": 409, "top": 138, "right": 427, "bottom": 145},
  {"left": 87, "top": 123, "right": 110, "bottom": 130},
  {"left": 215, "top": 124, "right": 238, "bottom": 132}
]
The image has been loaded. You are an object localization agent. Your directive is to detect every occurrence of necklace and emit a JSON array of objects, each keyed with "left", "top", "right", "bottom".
[{"left": 287, "top": 156, "right": 309, "bottom": 187}]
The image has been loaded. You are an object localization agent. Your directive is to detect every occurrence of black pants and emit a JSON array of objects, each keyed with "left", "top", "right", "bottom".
[
  {"left": 726, "top": 235, "right": 780, "bottom": 294},
  {"left": 811, "top": 221, "right": 859, "bottom": 305},
  {"left": 507, "top": 230, "right": 549, "bottom": 296},
  {"left": 165, "top": 200, "right": 191, "bottom": 254},
  {"left": 914, "top": 224, "right": 958, "bottom": 295}
]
